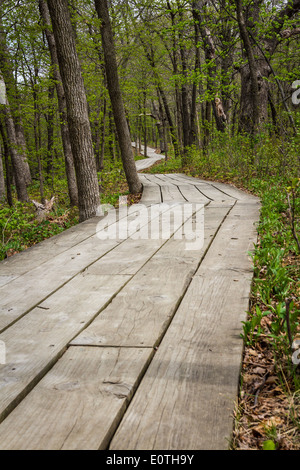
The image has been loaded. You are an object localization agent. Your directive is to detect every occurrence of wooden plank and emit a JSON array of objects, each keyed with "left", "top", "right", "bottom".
[
  {"left": 169, "top": 174, "right": 235, "bottom": 201},
  {"left": 0, "top": 346, "right": 153, "bottom": 450},
  {"left": 71, "top": 204, "right": 230, "bottom": 348},
  {"left": 87, "top": 202, "right": 197, "bottom": 276},
  {"left": 136, "top": 156, "right": 162, "bottom": 171},
  {"left": 0, "top": 211, "right": 133, "bottom": 285},
  {"left": 146, "top": 174, "right": 189, "bottom": 202},
  {"left": 0, "top": 218, "right": 100, "bottom": 280},
  {"left": 0, "top": 275, "right": 17, "bottom": 288},
  {"left": 139, "top": 174, "right": 162, "bottom": 204},
  {"left": 0, "top": 237, "right": 119, "bottom": 332},
  {"left": 170, "top": 174, "right": 257, "bottom": 202},
  {"left": 197, "top": 201, "right": 261, "bottom": 273},
  {"left": 175, "top": 184, "right": 211, "bottom": 204},
  {"left": 110, "top": 200, "right": 260, "bottom": 450},
  {"left": 140, "top": 187, "right": 162, "bottom": 205},
  {"left": 0, "top": 273, "right": 131, "bottom": 424},
  {"left": 87, "top": 239, "right": 164, "bottom": 275},
  {"left": 0, "top": 203, "right": 173, "bottom": 331},
  {"left": 110, "top": 271, "right": 255, "bottom": 450},
  {"left": 160, "top": 185, "right": 187, "bottom": 203},
  {"left": 209, "top": 181, "right": 258, "bottom": 201}
]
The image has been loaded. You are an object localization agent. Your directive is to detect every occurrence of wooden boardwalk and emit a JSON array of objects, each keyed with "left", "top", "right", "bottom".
[{"left": 0, "top": 150, "right": 260, "bottom": 450}]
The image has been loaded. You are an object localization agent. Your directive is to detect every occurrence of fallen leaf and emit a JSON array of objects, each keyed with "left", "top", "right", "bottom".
[{"left": 253, "top": 367, "right": 266, "bottom": 376}]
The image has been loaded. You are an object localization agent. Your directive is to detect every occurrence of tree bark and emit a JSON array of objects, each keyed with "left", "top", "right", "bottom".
[
  {"left": 94, "top": 0, "right": 142, "bottom": 194},
  {"left": 235, "top": 0, "right": 260, "bottom": 134},
  {"left": 192, "top": 1, "right": 227, "bottom": 133},
  {"left": 46, "top": 80, "right": 55, "bottom": 180},
  {"left": 236, "top": 0, "right": 300, "bottom": 134},
  {"left": 3, "top": 102, "right": 29, "bottom": 202},
  {"left": 39, "top": 0, "right": 78, "bottom": 207},
  {"left": 47, "top": 0, "right": 99, "bottom": 222},
  {"left": 0, "top": 144, "right": 5, "bottom": 201},
  {"left": 0, "top": 17, "right": 31, "bottom": 185},
  {"left": 0, "top": 120, "right": 13, "bottom": 206}
]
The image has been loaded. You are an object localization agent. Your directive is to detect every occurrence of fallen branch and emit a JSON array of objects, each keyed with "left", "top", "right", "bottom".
[{"left": 32, "top": 196, "right": 56, "bottom": 222}]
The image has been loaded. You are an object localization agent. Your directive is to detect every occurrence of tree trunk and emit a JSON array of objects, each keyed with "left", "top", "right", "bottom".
[
  {"left": 178, "top": 5, "right": 190, "bottom": 163},
  {"left": 0, "top": 120, "right": 13, "bottom": 206},
  {"left": 235, "top": 0, "right": 260, "bottom": 134},
  {"left": 0, "top": 17, "right": 31, "bottom": 185},
  {"left": 143, "top": 91, "right": 147, "bottom": 158},
  {"left": 3, "top": 102, "right": 28, "bottom": 202},
  {"left": 99, "top": 97, "right": 107, "bottom": 171},
  {"left": 39, "top": 0, "right": 78, "bottom": 207},
  {"left": 192, "top": 1, "right": 227, "bottom": 133},
  {"left": 236, "top": 0, "right": 300, "bottom": 134},
  {"left": 46, "top": 79, "right": 55, "bottom": 180},
  {"left": 0, "top": 145, "right": 5, "bottom": 201},
  {"left": 47, "top": 0, "right": 99, "bottom": 222},
  {"left": 94, "top": 0, "right": 142, "bottom": 194}
]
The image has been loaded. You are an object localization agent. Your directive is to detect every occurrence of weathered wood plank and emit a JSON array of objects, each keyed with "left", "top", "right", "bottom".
[
  {"left": 197, "top": 201, "right": 261, "bottom": 273},
  {"left": 170, "top": 174, "right": 257, "bottom": 202},
  {"left": 0, "top": 237, "right": 119, "bottom": 332},
  {"left": 0, "top": 204, "right": 173, "bottom": 331},
  {"left": 175, "top": 184, "right": 211, "bottom": 204},
  {"left": 140, "top": 186, "right": 162, "bottom": 205},
  {"left": 87, "top": 239, "right": 164, "bottom": 275},
  {"left": 0, "top": 217, "right": 101, "bottom": 280},
  {"left": 0, "top": 273, "right": 131, "bottom": 424},
  {"left": 169, "top": 174, "right": 235, "bottom": 201},
  {"left": 110, "top": 201, "right": 260, "bottom": 450},
  {"left": 71, "top": 204, "right": 230, "bottom": 348},
  {"left": 0, "top": 346, "right": 153, "bottom": 450},
  {"left": 160, "top": 185, "right": 187, "bottom": 203}
]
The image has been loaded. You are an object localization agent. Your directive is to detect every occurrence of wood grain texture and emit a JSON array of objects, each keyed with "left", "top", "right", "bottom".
[
  {"left": 0, "top": 237, "right": 119, "bottom": 331},
  {"left": 0, "top": 162, "right": 261, "bottom": 450},
  {"left": 0, "top": 203, "right": 173, "bottom": 331},
  {"left": 0, "top": 346, "right": 153, "bottom": 450},
  {"left": 71, "top": 204, "right": 230, "bottom": 348},
  {"left": 110, "top": 202, "right": 260, "bottom": 450},
  {"left": 0, "top": 274, "right": 130, "bottom": 424}
]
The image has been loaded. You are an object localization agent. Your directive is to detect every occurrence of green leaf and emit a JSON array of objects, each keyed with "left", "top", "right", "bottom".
[{"left": 262, "top": 440, "right": 276, "bottom": 450}]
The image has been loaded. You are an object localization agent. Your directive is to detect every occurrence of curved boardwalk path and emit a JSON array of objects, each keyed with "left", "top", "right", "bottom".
[{"left": 0, "top": 148, "right": 260, "bottom": 450}]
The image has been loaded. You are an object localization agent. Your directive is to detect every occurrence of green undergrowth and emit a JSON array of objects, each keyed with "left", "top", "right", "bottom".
[{"left": 0, "top": 159, "right": 131, "bottom": 261}]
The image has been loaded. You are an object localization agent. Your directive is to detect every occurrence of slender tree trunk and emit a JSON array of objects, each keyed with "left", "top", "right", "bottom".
[
  {"left": 32, "top": 78, "right": 45, "bottom": 204},
  {"left": 47, "top": 0, "right": 100, "bottom": 222},
  {"left": 3, "top": 103, "right": 28, "bottom": 202},
  {"left": 143, "top": 91, "right": 147, "bottom": 158},
  {"left": 192, "top": 1, "right": 227, "bottom": 133},
  {"left": 0, "top": 120, "right": 13, "bottom": 206},
  {"left": 39, "top": 0, "right": 78, "bottom": 207},
  {"left": 46, "top": 80, "right": 55, "bottom": 179},
  {"left": 0, "top": 145, "right": 5, "bottom": 201},
  {"left": 99, "top": 98, "right": 107, "bottom": 171},
  {"left": 234, "top": 0, "right": 259, "bottom": 134},
  {"left": 177, "top": 5, "right": 190, "bottom": 163},
  {"left": 108, "top": 108, "right": 116, "bottom": 161},
  {"left": 94, "top": 0, "right": 142, "bottom": 194},
  {"left": 189, "top": 12, "right": 201, "bottom": 147},
  {"left": 0, "top": 17, "right": 31, "bottom": 185}
]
